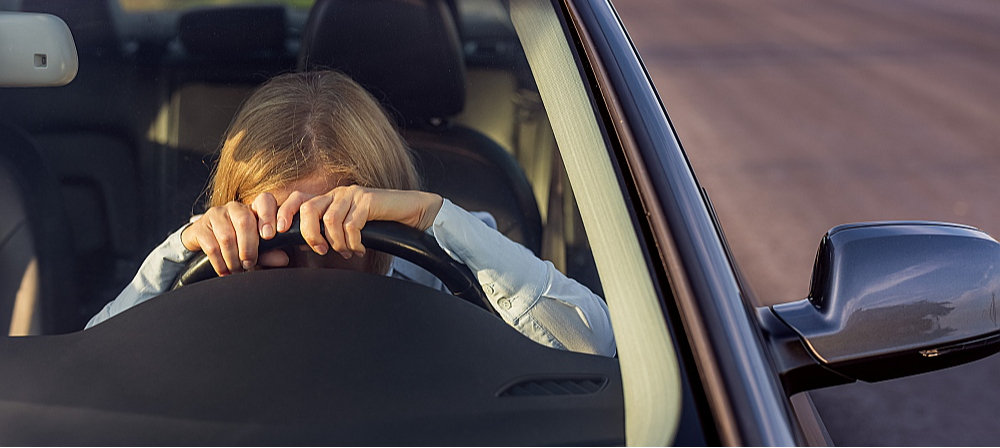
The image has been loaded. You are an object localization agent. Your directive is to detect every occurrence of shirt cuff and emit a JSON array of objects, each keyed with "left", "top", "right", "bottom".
[{"left": 163, "top": 223, "right": 197, "bottom": 264}]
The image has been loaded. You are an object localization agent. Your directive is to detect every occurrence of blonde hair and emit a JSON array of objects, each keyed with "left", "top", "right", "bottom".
[{"left": 208, "top": 71, "right": 420, "bottom": 274}]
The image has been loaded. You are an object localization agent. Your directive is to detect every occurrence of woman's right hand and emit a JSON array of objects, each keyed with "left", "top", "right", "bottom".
[{"left": 180, "top": 193, "right": 281, "bottom": 276}]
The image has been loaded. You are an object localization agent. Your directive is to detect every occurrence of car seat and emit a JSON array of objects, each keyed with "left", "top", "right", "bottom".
[
  {"left": 161, "top": 5, "right": 295, "bottom": 226},
  {"left": 298, "top": 0, "right": 543, "bottom": 255},
  {"left": 0, "top": 123, "right": 80, "bottom": 335}
]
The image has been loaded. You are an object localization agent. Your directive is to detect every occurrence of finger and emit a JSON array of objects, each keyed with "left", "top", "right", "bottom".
[
  {"left": 251, "top": 192, "right": 278, "bottom": 239},
  {"left": 258, "top": 249, "right": 290, "bottom": 267},
  {"left": 181, "top": 217, "right": 203, "bottom": 252},
  {"left": 228, "top": 203, "right": 259, "bottom": 271},
  {"left": 323, "top": 188, "right": 354, "bottom": 258},
  {"left": 209, "top": 210, "right": 242, "bottom": 274},
  {"left": 276, "top": 191, "right": 313, "bottom": 233},
  {"left": 342, "top": 189, "right": 370, "bottom": 257},
  {"left": 300, "top": 195, "right": 333, "bottom": 256},
  {"left": 196, "top": 228, "right": 229, "bottom": 277}
]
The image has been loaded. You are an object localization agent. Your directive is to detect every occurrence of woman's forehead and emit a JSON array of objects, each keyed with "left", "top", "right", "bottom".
[{"left": 271, "top": 173, "right": 344, "bottom": 204}]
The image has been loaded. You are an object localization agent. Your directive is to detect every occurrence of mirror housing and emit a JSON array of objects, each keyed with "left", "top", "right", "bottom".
[
  {"left": 0, "top": 12, "right": 78, "bottom": 87},
  {"left": 765, "top": 222, "right": 1000, "bottom": 394}
]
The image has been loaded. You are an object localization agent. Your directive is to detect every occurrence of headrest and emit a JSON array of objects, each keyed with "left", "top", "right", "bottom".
[
  {"left": 179, "top": 6, "right": 287, "bottom": 59},
  {"left": 298, "top": 0, "right": 466, "bottom": 122},
  {"left": 21, "top": 0, "right": 118, "bottom": 58}
]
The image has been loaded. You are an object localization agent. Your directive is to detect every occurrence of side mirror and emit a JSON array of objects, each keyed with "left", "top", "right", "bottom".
[
  {"left": 0, "top": 12, "right": 78, "bottom": 87},
  {"left": 763, "top": 222, "right": 1000, "bottom": 394}
]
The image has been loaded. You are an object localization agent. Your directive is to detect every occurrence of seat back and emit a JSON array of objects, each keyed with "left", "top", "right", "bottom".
[
  {"left": 160, "top": 5, "right": 296, "bottom": 224},
  {"left": 4, "top": 0, "right": 149, "bottom": 323},
  {"left": 299, "top": 0, "right": 542, "bottom": 254},
  {"left": 0, "top": 123, "right": 80, "bottom": 334}
]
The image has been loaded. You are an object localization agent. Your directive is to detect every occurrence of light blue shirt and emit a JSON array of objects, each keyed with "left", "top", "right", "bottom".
[{"left": 86, "top": 199, "right": 616, "bottom": 356}]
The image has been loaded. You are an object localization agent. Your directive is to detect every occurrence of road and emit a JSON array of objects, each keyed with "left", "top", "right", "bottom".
[{"left": 612, "top": 0, "right": 1000, "bottom": 445}]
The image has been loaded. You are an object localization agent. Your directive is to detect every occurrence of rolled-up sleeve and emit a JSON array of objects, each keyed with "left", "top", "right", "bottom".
[{"left": 430, "top": 199, "right": 616, "bottom": 357}]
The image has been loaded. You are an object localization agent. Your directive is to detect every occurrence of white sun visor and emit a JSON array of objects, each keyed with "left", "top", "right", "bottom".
[{"left": 0, "top": 12, "right": 78, "bottom": 87}]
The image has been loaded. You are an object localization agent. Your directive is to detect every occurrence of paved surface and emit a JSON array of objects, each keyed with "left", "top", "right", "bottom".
[{"left": 612, "top": 0, "right": 1000, "bottom": 445}]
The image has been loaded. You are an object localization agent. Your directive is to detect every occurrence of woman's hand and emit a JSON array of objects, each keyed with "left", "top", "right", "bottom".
[
  {"left": 180, "top": 186, "right": 443, "bottom": 275},
  {"left": 180, "top": 201, "right": 266, "bottom": 276},
  {"left": 179, "top": 193, "right": 291, "bottom": 275},
  {"left": 261, "top": 186, "right": 443, "bottom": 259}
]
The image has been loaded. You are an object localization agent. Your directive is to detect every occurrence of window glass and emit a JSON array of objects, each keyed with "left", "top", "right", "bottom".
[
  {"left": 0, "top": 0, "right": 682, "bottom": 442},
  {"left": 0, "top": 0, "right": 633, "bottom": 341}
]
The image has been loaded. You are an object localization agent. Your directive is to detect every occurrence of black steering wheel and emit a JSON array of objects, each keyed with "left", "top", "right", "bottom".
[{"left": 170, "top": 219, "right": 496, "bottom": 316}]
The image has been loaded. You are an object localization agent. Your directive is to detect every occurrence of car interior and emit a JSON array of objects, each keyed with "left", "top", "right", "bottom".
[
  {"left": 0, "top": 0, "right": 602, "bottom": 335},
  {"left": 0, "top": 0, "right": 630, "bottom": 444}
]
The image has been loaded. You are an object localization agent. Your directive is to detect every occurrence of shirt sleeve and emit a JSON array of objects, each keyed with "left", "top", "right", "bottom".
[
  {"left": 429, "top": 199, "right": 616, "bottom": 357},
  {"left": 85, "top": 224, "right": 195, "bottom": 329}
]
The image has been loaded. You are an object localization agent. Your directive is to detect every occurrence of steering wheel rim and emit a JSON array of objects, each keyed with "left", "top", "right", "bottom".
[{"left": 170, "top": 219, "right": 496, "bottom": 316}]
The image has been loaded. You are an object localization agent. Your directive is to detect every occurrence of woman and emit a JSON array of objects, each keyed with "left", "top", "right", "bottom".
[{"left": 86, "top": 71, "right": 615, "bottom": 357}]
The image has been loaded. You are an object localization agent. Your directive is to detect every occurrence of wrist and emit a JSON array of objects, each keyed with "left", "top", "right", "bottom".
[{"left": 416, "top": 193, "right": 444, "bottom": 231}]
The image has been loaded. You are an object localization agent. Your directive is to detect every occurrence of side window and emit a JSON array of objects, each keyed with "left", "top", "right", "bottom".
[{"left": 453, "top": 0, "right": 603, "bottom": 295}]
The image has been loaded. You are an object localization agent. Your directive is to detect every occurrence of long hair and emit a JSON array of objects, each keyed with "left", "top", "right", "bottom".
[{"left": 208, "top": 71, "right": 420, "bottom": 274}]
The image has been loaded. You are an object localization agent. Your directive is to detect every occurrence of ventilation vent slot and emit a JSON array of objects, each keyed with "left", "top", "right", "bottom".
[{"left": 497, "top": 377, "right": 608, "bottom": 397}]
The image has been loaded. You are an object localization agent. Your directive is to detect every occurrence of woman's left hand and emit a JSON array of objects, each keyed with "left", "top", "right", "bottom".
[{"left": 263, "top": 186, "right": 443, "bottom": 259}]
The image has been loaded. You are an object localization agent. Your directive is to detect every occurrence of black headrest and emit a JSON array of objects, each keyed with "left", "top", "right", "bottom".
[
  {"left": 179, "top": 6, "right": 287, "bottom": 59},
  {"left": 298, "top": 0, "right": 466, "bottom": 122},
  {"left": 21, "top": 0, "right": 119, "bottom": 58}
]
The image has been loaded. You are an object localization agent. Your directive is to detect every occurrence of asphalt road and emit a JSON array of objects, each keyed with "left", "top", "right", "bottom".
[{"left": 612, "top": 0, "right": 1000, "bottom": 445}]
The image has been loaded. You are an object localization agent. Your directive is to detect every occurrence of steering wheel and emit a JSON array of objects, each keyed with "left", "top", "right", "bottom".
[{"left": 170, "top": 218, "right": 496, "bottom": 316}]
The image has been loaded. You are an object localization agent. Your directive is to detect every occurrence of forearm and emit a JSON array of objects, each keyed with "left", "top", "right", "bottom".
[
  {"left": 430, "top": 199, "right": 616, "bottom": 356},
  {"left": 85, "top": 225, "right": 195, "bottom": 329}
]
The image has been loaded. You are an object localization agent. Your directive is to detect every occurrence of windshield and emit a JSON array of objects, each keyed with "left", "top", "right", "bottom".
[
  {"left": 1, "top": 0, "right": 607, "bottom": 331},
  {"left": 0, "top": 0, "right": 681, "bottom": 443}
]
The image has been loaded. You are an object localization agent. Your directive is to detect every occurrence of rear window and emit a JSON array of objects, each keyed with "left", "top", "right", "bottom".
[{"left": 118, "top": 0, "right": 314, "bottom": 12}]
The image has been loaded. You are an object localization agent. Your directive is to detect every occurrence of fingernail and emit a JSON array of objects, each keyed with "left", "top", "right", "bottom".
[
  {"left": 242, "top": 260, "right": 254, "bottom": 271},
  {"left": 313, "top": 244, "right": 328, "bottom": 255},
  {"left": 340, "top": 251, "right": 352, "bottom": 259},
  {"left": 262, "top": 224, "right": 275, "bottom": 239},
  {"left": 354, "top": 250, "right": 365, "bottom": 258},
  {"left": 277, "top": 217, "right": 287, "bottom": 232}
]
